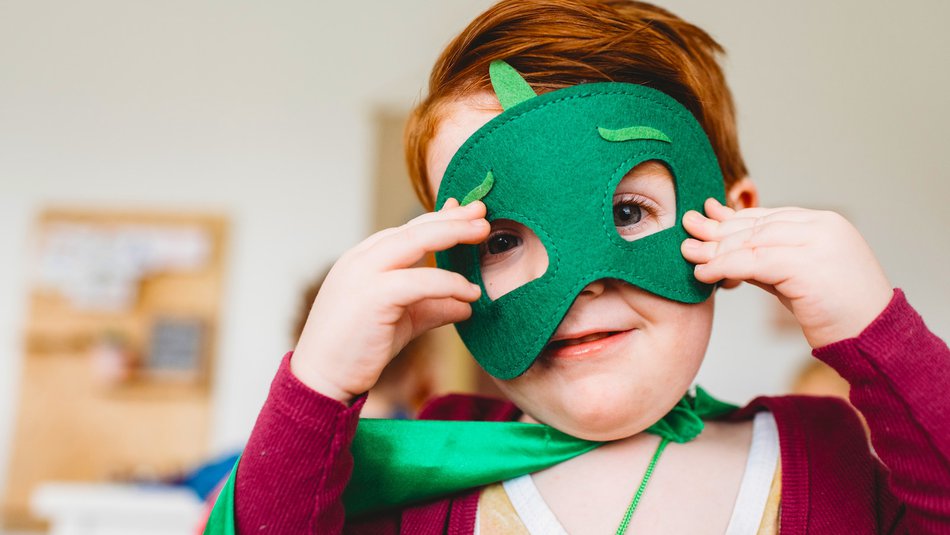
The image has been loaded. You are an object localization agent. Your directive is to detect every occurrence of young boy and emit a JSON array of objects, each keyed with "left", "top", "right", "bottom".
[{"left": 215, "top": 1, "right": 950, "bottom": 533}]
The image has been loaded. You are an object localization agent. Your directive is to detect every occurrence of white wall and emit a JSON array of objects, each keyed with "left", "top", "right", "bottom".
[{"left": 1, "top": 0, "right": 947, "bottom": 495}]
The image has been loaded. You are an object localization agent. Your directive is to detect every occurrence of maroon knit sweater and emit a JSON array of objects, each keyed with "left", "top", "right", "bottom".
[{"left": 232, "top": 289, "right": 950, "bottom": 534}]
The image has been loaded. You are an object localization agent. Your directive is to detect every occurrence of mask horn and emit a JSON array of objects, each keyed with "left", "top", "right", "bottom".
[{"left": 489, "top": 60, "right": 538, "bottom": 111}]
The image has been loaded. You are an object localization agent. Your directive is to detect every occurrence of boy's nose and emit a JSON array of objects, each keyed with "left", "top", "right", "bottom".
[{"left": 579, "top": 278, "right": 608, "bottom": 298}]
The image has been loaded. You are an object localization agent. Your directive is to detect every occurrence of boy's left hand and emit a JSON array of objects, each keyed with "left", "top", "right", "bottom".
[{"left": 681, "top": 198, "right": 893, "bottom": 349}]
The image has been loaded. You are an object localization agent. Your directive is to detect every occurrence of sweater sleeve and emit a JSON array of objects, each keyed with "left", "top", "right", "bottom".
[
  {"left": 234, "top": 351, "right": 366, "bottom": 534},
  {"left": 813, "top": 289, "right": 950, "bottom": 534}
]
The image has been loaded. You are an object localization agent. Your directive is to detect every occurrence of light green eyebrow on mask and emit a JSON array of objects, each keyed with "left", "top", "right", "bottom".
[
  {"left": 460, "top": 171, "right": 495, "bottom": 206},
  {"left": 597, "top": 126, "right": 672, "bottom": 143}
]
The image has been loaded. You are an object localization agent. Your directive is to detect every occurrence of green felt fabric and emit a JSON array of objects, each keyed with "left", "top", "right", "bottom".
[
  {"left": 461, "top": 171, "right": 495, "bottom": 205},
  {"left": 489, "top": 60, "right": 538, "bottom": 110},
  {"left": 598, "top": 125, "right": 672, "bottom": 144},
  {"left": 435, "top": 62, "right": 726, "bottom": 379}
]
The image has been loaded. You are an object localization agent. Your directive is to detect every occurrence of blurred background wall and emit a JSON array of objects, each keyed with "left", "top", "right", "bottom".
[{"left": 0, "top": 0, "right": 947, "bottom": 527}]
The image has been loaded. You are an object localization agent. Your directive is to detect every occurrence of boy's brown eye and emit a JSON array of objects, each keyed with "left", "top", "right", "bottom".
[
  {"left": 486, "top": 233, "right": 521, "bottom": 255},
  {"left": 614, "top": 203, "right": 643, "bottom": 227}
]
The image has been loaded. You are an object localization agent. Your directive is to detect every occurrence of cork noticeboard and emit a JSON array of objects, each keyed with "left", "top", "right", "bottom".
[{"left": 1, "top": 208, "right": 228, "bottom": 530}]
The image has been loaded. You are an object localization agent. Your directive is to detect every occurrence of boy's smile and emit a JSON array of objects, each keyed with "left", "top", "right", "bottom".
[{"left": 543, "top": 328, "right": 635, "bottom": 359}]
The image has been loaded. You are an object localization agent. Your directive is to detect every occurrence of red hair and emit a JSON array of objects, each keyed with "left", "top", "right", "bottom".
[{"left": 404, "top": 0, "right": 747, "bottom": 210}]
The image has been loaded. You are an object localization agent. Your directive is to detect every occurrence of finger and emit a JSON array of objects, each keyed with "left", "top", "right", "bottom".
[
  {"left": 405, "top": 199, "right": 485, "bottom": 228},
  {"left": 683, "top": 209, "right": 741, "bottom": 242},
  {"left": 683, "top": 209, "right": 814, "bottom": 240},
  {"left": 366, "top": 218, "right": 490, "bottom": 270},
  {"left": 683, "top": 208, "right": 814, "bottom": 243},
  {"left": 720, "top": 220, "right": 810, "bottom": 253},
  {"left": 407, "top": 297, "right": 474, "bottom": 334},
  {"left": 703, "top": 198, "right": 813, "bottom": 223},
  {"left": 681, "top": 238, "right": 718, "bottom": 264},
  {"left": 693, "top": 245, "right": 800, "bottom": 287},
  {"left": 382, "top": 268, "right": 482, "bottom": 307},
  {"left": 352, "top": 200, "right": 486, "bottom": 254},
  {"left": 703, "top": 197, "right": 735, "bottom": 220},
  {"left": 718, "top": 278, "right": 743, "bottom": 290},
  {"left": 682, "top": 220, "right": 811, "bottom": 265},
  {"left": 745, "top": 279, "right": 787, "bottom": 303}
]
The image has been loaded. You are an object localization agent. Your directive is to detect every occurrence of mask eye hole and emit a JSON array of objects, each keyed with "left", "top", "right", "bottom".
[
  {"left": 478, "top": 219, "right": 549, "bottom": 300},
  {"left": 611, "top": 160, "right": 677, "bottom": 242}
]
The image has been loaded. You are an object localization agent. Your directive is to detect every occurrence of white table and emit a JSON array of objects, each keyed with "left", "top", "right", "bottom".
[{"left": 31, "top": 483, "right": 205, "bottom": 535}]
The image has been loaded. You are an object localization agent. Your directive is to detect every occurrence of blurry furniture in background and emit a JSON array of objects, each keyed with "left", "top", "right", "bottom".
[
  {"left": 32, "top": 482, "right": 203, "bottom": 535},
  {"left": 1, "top": 208, "right": 228, "bottom": 531},
  {"left": 791, "top": 359, "right": 850, "bottom": 399}
]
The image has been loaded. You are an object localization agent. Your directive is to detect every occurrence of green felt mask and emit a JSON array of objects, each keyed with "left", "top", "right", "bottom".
[{"left": 435, "top": 61, "right": 725, "bottom": 379}]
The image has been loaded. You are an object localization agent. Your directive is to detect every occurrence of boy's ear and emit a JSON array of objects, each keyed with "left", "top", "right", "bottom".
[
  {"left": 718, "top": 176, "right": 758, "bottom": 292},
  {"left": 726, "top": 176, "right": 758, "bottom": 210}
]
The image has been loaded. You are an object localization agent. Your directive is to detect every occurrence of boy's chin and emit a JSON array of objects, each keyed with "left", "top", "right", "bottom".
[
  {"left": 564, "top": 424, "right": 645, "bottom": 442},
  {"left": 512, "top": 382, "right": 695, "bottom": 441},
  {"left": 523, "top": 403, "right": 661, "bottom": 442}
]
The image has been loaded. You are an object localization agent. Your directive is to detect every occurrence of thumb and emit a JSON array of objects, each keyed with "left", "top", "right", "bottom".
[{"left": 406, "top": 298, "right": 473, "bottom": 337}]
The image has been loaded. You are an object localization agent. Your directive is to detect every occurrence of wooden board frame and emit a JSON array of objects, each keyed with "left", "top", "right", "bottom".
[{"left": 2, "top": 207, "right": 228, "bottom": 529}]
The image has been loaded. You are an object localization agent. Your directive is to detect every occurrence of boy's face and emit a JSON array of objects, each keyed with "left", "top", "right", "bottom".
[{"left": 426, "top": 94, "right": 715, "bottom": 441}]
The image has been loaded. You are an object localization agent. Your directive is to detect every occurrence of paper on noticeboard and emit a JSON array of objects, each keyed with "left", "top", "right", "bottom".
[{"left": 36, "top": 223, "right": 211, "bottom": 311}]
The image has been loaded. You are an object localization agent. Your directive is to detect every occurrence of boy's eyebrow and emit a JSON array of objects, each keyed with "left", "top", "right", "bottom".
[{"left": 598, "top": 126, "right": 672, "bottom": 144}]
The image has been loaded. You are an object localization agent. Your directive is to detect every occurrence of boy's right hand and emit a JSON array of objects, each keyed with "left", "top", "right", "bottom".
[{"left": 290, "top": 199, "right": 489, "bottom": 402}]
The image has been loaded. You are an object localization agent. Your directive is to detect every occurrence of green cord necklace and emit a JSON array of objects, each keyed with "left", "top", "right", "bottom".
[{"left": 615, "top": 437, "right": 671, "bottom": 535}]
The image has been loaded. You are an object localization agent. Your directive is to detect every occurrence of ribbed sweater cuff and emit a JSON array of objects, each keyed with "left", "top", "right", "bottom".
[
  {"left": 813, "top": 288, "right": 910, "bottom": 374},
  {"left": 234, "top": 352, "right": 366, "bottom": 534},
  {"left": 270, "top": 351, "right": 366, "bottom": 433}
]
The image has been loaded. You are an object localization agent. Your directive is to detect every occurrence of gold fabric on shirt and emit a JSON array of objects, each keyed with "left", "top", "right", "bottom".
[
  {"left": 756, "top": 463, "right": 782, "bottom": 535},
  {"left": 478, "top": 482, "right": 530, "bottom": 534}
]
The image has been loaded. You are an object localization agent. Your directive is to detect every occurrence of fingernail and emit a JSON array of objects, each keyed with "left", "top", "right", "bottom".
[
  {"left": 683, "top": 239, "right": 699, "bottom": 250},
  {"left": 470, "top": 219, "right": 487, "bottom": 227}
]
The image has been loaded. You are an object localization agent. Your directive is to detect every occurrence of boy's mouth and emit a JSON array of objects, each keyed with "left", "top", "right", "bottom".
[
  {"left": 548, "top": 331, "right": 617, "bottom": 348},
  {"left": 542, "top": 329, "right": 633, "bottom": 359}
]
